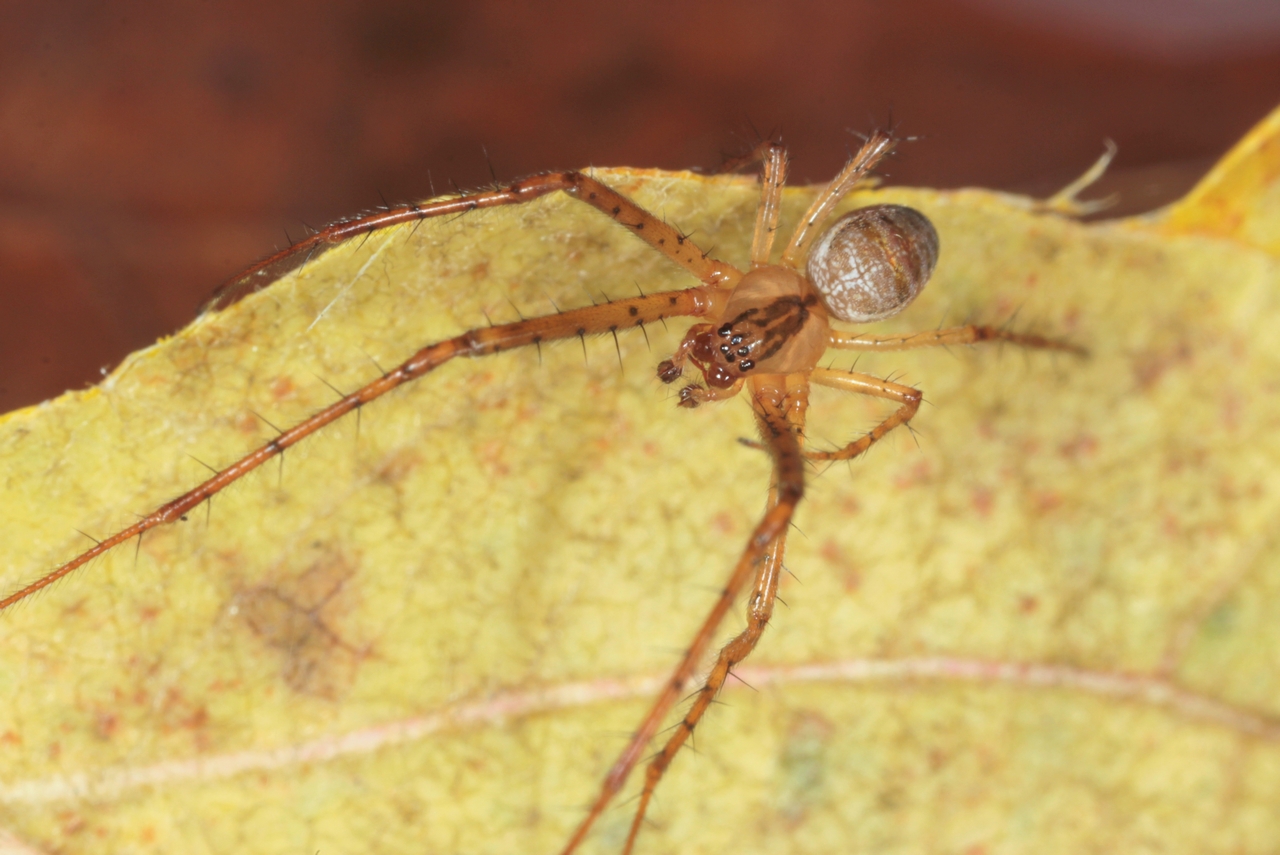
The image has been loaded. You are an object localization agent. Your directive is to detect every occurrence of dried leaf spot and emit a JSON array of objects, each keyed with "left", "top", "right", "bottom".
[
  {"left": 56, "top": 810, "right": 85, "bottom": 837},
  {"left": 269, "top": 376, "right": 296, "bottom": 402},
  {"left": 375, "top": 447, "right": 424, "bottom": 487},
  {"left": 893, "top": 459, "right": 935, "bottom": 489},
  {"left": 1033, "top": 490, "right": 1063, "bottom": 514},
  {"left": 1058, "top": 433, "right": 1099, "bottom": 460},
  {"left": 1025, "top": 230, "right": 1064, "bottom": 265},
  {"left": 775, "top": 710, "right": 836, "bottom": 827},
  {"left": 970, "top": 486, "right": 995, "bottom": 517},
  {"left": 234, "top": 412, "right": 260, "bottom": 436},
  {"left": 1202, "top": 600, "right": 1239, "bottom": 638},
  {"left": 476, "top": 439, "right": 511, "bottom": 478},
  {"left": 820, "top": 540, "right": 862, "bottom": 591},
  {"left": 233, "top": 549, "right": 365, "bottom": 699},
  {"left": 710, "top": 511, "right": 738, "bottom": 535},
  {"left": 155, "top": 687, "right": 210, "bottom": 739},
  {"left": 1132, "top": 341, "right": 1194, "bottom": 391}
]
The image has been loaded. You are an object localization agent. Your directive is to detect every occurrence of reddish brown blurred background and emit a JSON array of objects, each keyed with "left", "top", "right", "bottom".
[{"left": 2, "top": 0, "right": 1278, "bottom": 412}]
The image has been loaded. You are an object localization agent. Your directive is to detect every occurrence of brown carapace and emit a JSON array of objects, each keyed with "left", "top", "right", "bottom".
[{"left": 3, "top": 130, "right": 1083, "bottom": 854}]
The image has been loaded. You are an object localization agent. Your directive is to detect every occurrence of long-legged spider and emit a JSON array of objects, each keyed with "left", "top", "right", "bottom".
[{"left": 3, "top": 130, "right": 1083, "bottom": 853}]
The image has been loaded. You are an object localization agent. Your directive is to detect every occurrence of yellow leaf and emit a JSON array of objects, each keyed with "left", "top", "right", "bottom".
[{"left": 3, "top": 106, "right": 1280, "bottom": 854}]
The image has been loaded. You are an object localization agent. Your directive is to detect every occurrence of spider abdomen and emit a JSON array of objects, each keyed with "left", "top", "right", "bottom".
[{"left": 805, "top": 204, "right": 939, "bottom": 323}]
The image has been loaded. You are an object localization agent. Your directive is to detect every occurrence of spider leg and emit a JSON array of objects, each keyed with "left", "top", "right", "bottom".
[
  {"left": 621, "top": 526, "right": 789, "bottom": 854},
  {"left": 750, "top": 143, "right": 788, "bottom": 268},
  {"left": 718, "top": 137, "right": 782, "bottom": 175},
  {"left": 620, "top": 375, "right": 810, "bottom": 853},
  {"left": 564, "top": 172, "right": 742, "bottom": 286},
  {"left": 780, "top": 129, "right": 897, "bottom": 266},
  {"left": 827, "top": 324, "right": 1087, "bottom": 356},
  {"left": 0, "top": 288, "right": 726, "bottom": 610},
  {"left": 208, "top": 171, "right": 743, "bottom": 311},
  {"left": 803, "top": 367, "right": 922, "bottom": 462},
  {"left": 560, "top": 377, "right": 805, "bottom": 855},
  {"left": 715, "top": 138, "right": 791, "bottom": 268}
]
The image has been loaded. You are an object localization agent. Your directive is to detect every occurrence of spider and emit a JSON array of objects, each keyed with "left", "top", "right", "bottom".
[{"left": 2, "top": 130, "right": 1083, "bottom": 854}]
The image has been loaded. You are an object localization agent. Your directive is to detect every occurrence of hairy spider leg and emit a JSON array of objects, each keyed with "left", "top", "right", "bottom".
[
  {"left": 207, "top": 169, "right": 742, "bottom": 312},
  {"left": 744, "top": 141, "right": 789, "bottom": 268},
  {"left": 827, "top": 325, "right": 1088, "bottom": 356},
  {"left": 705, "top": 135, "right": 791, "bottom": 268},
  {"left": 558, "top": 378, "right": 807, "bottom": 855},
  {"left": 805, "top": 368, "right": 922, "bottom": 462},
  {"left": 617, "top": 373, "right": 809, "bottom": 854},
  {"left": 780, "top": 129, "right": 897, "bottom": 267},
  {"left": 0, "top": 287, "right": 732, "bottom": 611},
  {"left": 717, "top": 137, "right": 784, "bottom": 176}
]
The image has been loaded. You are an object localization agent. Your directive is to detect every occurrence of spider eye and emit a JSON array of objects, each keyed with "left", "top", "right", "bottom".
[{"left": 805, "top": 204, "right": 938, "bottom": 323}]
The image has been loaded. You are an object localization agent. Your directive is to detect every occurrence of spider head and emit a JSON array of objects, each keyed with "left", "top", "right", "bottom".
[{"left": 657, "top": 266, "right": 832, "bottom": 407}]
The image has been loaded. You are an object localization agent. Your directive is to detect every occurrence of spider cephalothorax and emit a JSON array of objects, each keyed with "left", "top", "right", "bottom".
[{"left": 658, "top": 267, "right": 829, "bottom": 403}]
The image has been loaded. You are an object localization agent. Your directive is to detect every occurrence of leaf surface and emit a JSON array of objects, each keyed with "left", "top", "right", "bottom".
[{"left": 3, "top": 107, "right": 1280, "bottom": 854}]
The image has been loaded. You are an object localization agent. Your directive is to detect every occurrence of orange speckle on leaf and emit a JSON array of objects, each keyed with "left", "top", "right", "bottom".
[
  {"left": 1059, "top": 433, "right": 1098, "bottom": 459},
  {"left": 971, "top": 486, "right": 994, "bottom": 517},
  {"left": 376, "top": 448, "right": 424, "bottom": 486},
  {"left": 269, "top": 376, "right": 295, "bottom": 401},
  {"left": 56, "top": 810, "right": 85, "bottom": 836},
  {"left": 182, "top": 706, "right": 209, "bottom": 731},
  {"left": 94, "top": 712, "right": 118, "bottom": 740},
  {"left": 711, "top": 511, "right": 737, "bottom": 535},
  {"left": 1132, "top": 342, "right": 1193, "bottom": 391},
  {"left": 829, "top": 495, "right": 861, "bottom": 516},
  {"left": 820, "top": 540, "right": 861, "bottom": 590},
  {"left": 893, "top": 459, "right": 934, "bottom": 489},
  {"left": 477, "top": 439, "right": 510, "bottom": 478},
  {"left": 1034, "top": 491, "right": 1062, "bottom": 513},
  {"left": 1220, "top": 389, "right": 1243, "bottom": 430}
]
